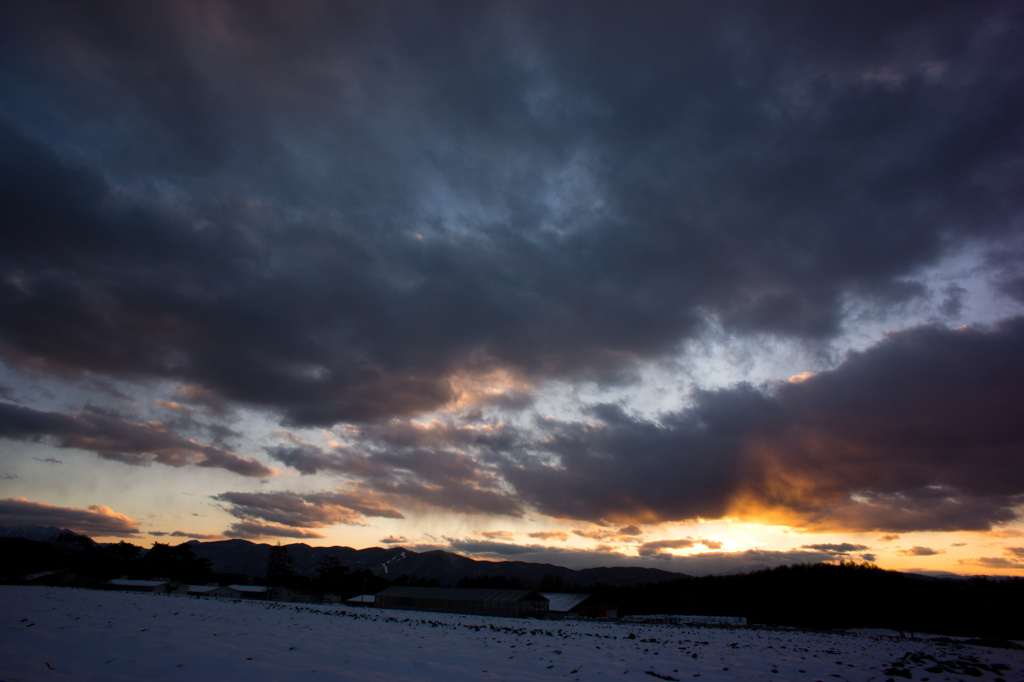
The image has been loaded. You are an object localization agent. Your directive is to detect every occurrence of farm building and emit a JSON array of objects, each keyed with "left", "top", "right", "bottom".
[
  {"left": 22, "top": 570, "right": 88, "bottom": 587},
  {"left": 106, "top": 579, "right": 174, "bottom": 593},
  {"left": 541, "top": 593, "right": 617, "bottom": 620},
  {"left": 227, "top": 584, "right": 269, "bottom": 599},
  {"left": 181, "top": 585, "right": 240, "bottom": 598},
  {"left": 344, "top": 594, "right": 375, "bottom": 607},
  {"left": 375, "top": 586, "right": 549, "bottom": 619}
]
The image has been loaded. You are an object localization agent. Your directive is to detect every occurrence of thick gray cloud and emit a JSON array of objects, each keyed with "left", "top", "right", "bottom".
[
  {"left": 2, "top": 2, "right": 1024, "bottom": 548},
  {"left": 0, "top": 1, "right": 1021, "bottom": 427},
  {"left": 265, "top": 318, "right": 1024, "bottom": 532},
  {"left": 0, "top": 402, "right": 273, "bottom": 478},
  {"left": 507, "top": 319, "right": 1024, "bottom": 531},
  {"left": 0, "top": 496, "right": 139, "bottom": 537}
]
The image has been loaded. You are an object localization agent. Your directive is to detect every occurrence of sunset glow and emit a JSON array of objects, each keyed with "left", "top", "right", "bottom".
[{"left": 1, "top": 1, "right": 1023, "bottom": 578}]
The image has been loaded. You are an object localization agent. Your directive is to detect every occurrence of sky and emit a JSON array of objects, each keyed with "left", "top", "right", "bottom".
[{"left": 1, "top": 1, "right": 1024, "bottom": 577}]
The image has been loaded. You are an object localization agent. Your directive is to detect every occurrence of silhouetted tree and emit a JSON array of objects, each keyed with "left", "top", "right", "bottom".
[
  {"left": 539, "top": 573, "right": 567, "bottom": 592},
  {"left": 313, "top": 554, "right": 349, "bottom": 598},
  {"left": 266, "top": 543, "right": 295, "bottom": 587},
  {"left": 105, "top": 541, "right": 142, "bottom": 564},
  {"left": 100, "top": 541, "right": 142, "bottom": 578},
  {"left": 141, "top": 542, "right": 212, "bottom": 583}
]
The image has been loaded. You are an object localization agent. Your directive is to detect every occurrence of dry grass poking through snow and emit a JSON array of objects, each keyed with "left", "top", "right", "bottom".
[{"left": 1, "top": 586, "right": 1021, "bottom": 681}]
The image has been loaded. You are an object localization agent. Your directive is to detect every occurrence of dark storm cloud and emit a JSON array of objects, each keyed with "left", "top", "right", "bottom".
[
  {"left": 0, "top": 402, "right": 273, "bottom": 478},
  {"left": 505, "top": 319, "right": 1024, "bottom": 531},
  {"left": 259, "top": 319, "right": 1024, "bottom": 532},
  {"left": 502, "top": 392, "right": 770, "bottom": 523},
  {"left": 0, "top": 1, "right": 1022, "bottom": 426},
  {"left": 0, "top": 497, "right": 139, "bottom": 537},
  {"left": 733, "top": 318, "right": 1024, "bottom": 531}
]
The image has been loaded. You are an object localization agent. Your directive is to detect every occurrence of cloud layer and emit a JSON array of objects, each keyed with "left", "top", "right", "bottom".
[
  {"left": 0, "top": 497, "right": 139, "bottom": 537},
  {"left": 261, "top": 319, "right": 1024, "bottom": 532},
  {"left": 0, "top": 2, "right": 1021, "bottom": 427},
  {"left": 0, "top": 2, "right": 1023, "bottom": 548},
  {"left": 0, "top": 402, "right": 272, "bottom": 478}
]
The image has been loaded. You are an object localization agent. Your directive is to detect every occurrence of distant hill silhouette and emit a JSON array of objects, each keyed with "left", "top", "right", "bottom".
[{"left": 185, "top": 538, "right": 687, "bottom": 588}]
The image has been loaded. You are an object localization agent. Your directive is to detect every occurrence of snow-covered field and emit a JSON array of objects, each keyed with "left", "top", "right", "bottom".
[{"left": 1, "top": 586, "right": 1020, "bottom": 681}]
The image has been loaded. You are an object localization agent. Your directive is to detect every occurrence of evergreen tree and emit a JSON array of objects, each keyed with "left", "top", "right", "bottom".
[
  {"left": 266, "top": 543, "right": 295, "bottom": 587},
  {"left": 140, "top": 542, "right": 212, "bottom": 583},
  {"left": 313, "top": 554, "right": 349, "bottom": 598}
]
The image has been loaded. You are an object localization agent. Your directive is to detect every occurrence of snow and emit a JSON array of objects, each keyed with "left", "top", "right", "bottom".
[
  {"left": 2, "top": 585, "right": 1020, "bottom": 681},
  {"left": 227, "top": 584, "right": 269, "bottom": 594},
  {"left": 380, "top": 551, "right": 406, "bottom": 575},
  {"left": 542, "top": 593, "right": 591, "bottom": 613},
  {"left": 186, "top": 585, "right": 223, "bottom": 595},
  {"left": 107, "top": 579, "right": 171, "bottom": 588}
]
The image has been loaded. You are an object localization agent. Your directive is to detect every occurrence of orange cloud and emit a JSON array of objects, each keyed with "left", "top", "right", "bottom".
[
  {"left": 478, "top": 530, "right": 516, "bottom": 540},
  {"left": 225, "top": 521, "right": 326, "bottom": 540},
  {"left": 527, "top": 530, "right": 570, "bottom": 542},
  {"left": 0, "top": 497, "right": 139, "bottom": 537},
  {"left": 445, "top": 368, "right": 533, "bottom": 411},
  {"left": 897, "top": 546, "right": 944, "bottom": 557}
]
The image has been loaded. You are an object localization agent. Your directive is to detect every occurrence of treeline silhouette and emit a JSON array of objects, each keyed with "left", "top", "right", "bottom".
[
  {"left": 0, "top": 534, "right": 429, "bottom": 597},
  {"left": 0, "top": 535, "right": 252, "bottom": 587},
  {"left": 584, "top": 561, "right": 1024, "bottom": 639},
  {"left": 3, "top": 536, "right": 1021, "bottom": 639}
]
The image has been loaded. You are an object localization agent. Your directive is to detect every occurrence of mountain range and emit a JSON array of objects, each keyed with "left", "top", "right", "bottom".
[
  {"left": 186, "top": 538, "right": 688, "bottom": 588},
  {"left": 0, "top": 526, "right": 685, "bottom": 588}
]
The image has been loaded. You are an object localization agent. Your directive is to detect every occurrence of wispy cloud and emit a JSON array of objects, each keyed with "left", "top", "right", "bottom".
[
  {"left": 801, "top": 543, "right": 870, "bottom": 554},
  {"left": 0, "top": 403, "right": 273, "bottom": 478},
  {"left": 224, "top": 522, "right": 326, "bottom": 540},
  {"left": 638, "top": 538, "right": 724, "bottom": 557},
  {"left": 898, "top": 546, "right": 944, "bottom": 557},
  {"left": 213, "top": 489, "right": 404, "bottom": 536}
]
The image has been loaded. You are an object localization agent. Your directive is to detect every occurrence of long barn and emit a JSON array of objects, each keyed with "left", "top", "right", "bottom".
[
  {"left": 541, "top": 593, "right": 617, "bottom": 619},
  {"left": 374, "top": 586, "right": 549, "bottom": 619}
]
